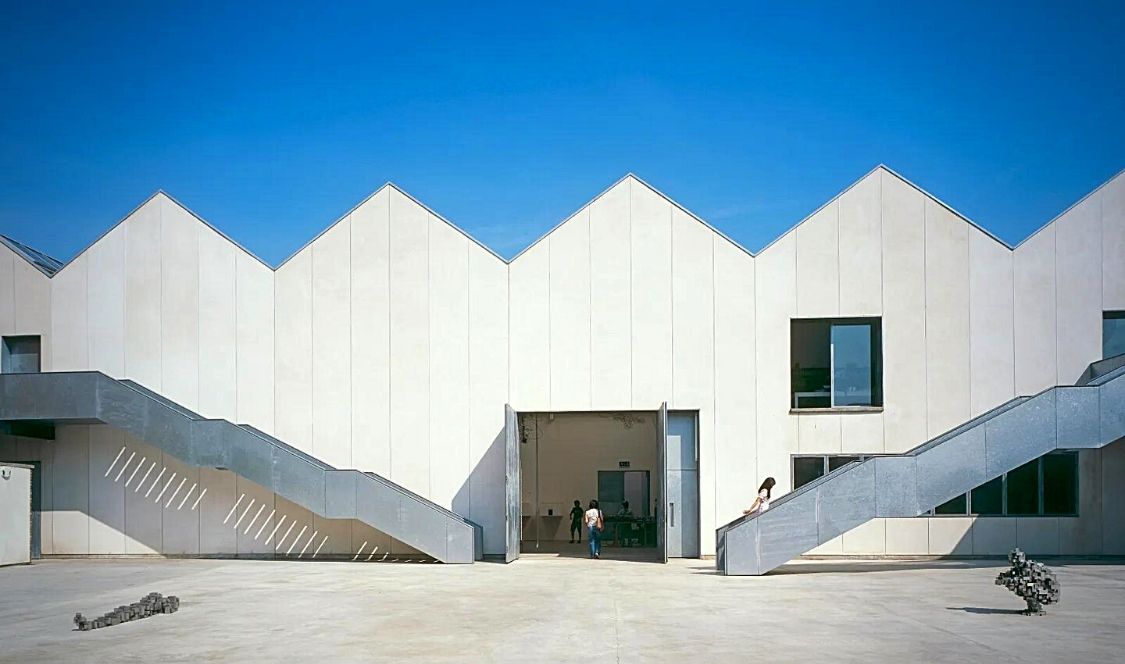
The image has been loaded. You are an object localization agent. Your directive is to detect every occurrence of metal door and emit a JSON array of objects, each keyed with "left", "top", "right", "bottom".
[
  {"left": 504, "top": 404, "right": 521, "bottom": 563},
  {"left": 666, "top": 413, "right": 700, "bottom": 558},
  {"left": 657, "top": 402, "right": 668, "bottom": 563}
]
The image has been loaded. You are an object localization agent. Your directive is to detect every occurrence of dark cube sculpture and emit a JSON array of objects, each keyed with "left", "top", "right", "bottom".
[
  {"left": 995, "top": 548, "right": 1060, "bottom": 616},
  {"left": 74, "top": 592, "right": 180, "bottom": 631}
]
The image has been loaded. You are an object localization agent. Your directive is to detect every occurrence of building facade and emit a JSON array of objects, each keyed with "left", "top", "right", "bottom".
[{"left": 1, "top": 165, "right": 1123, "bottom": 560}]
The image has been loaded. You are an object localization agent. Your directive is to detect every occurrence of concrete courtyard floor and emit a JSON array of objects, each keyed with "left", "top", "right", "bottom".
[{"left": 1, "top": 555, "right": 1124, "bottom": 663}]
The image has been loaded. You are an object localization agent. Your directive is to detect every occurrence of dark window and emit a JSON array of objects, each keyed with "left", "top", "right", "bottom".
[
  {"left": 1105, "top": 311, "right": 1125, "bottom": 359},
  {"left": 827, "top": 456, "right": 861, "bottom": 472},
  {"left": 970, "top": 477, "right": 1004, "bottom": 515},
  {"left": 792, "top": 454, "right": 874, "bottom": 491},
  {"left": 1043, "top": 452, "right": 1078, "bottom": 515},
  {"left": 2, "top": 336, "right": 41, "bottom": 373},
  {"left": 1005, "top": 459, "right": 1040, "bottom": 516},
  {"left": 928, "top": 451, "right": 1078, "bottom": 518},
  {"left": 793, "top": 456, "right": 826, "bottom": 490},
  {"left": 934, "top": 494, "right": 968, "bottom": 515},
  {"left": 791, "top": 318, "right": 882, "bottom": 409}
]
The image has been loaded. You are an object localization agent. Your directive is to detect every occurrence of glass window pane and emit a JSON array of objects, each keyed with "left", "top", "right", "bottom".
[
  {"left": 1043, "top": 453, "right": 1078, "bottom": 515},
  {"left": 935, "top": 493, "right": 968, "bottom": 515},
  {"left": 970, "top": 476, "right": 1003, "bottom": 515},
  {"left": 793, "top": 456, "right": 825, "bottom": 490},
  {"left": 791, "top": 320, "right": 831, "bottom": 408},
  {"left": 831, "top": 323, "right": 873, "bottom": 406},
  {"left": 1105, "top": 312, "right": 1125, "bottom": 359},
  {"left": 827, "top": 456, "right": 860, "bottom": 472},
  {"left": 1006, "top": 459, "right": 1040, "bottom": 515}
]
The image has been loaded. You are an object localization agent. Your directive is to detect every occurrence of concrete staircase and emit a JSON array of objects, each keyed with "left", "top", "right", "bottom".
[
  {"left": 716, "top": 355, "right": 1125, "bottom": 575},
  {"left": 0, "top": 371, "right": 481, "bottom": 563}
]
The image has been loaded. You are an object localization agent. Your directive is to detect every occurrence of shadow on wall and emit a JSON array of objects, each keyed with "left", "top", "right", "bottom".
[{"left": 451, "top": 428, "right": 506, "bottom": 558}]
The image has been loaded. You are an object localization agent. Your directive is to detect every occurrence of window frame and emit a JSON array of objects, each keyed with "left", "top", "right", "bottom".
[
  {"left": 926, "top": 450, "right": 1079, "bottom": 518},
  {"left": 790, "top": 317, "right": 883, "bottom": 412},
  {"left": 791, "top": 451, "right": 1080, "bottom": 518}
]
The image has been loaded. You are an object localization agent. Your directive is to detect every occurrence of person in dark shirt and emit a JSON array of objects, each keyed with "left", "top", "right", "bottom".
[{"left": 569, "top": 499, "right": 584, "bottom": 543}]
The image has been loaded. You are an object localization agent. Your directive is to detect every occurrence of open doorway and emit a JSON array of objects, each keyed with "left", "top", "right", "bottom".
[{"left": 508, "top": 409, "right": 699, "bottom": 562}]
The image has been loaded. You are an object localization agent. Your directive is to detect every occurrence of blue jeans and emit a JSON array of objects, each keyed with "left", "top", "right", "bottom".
[{"left": 588, "top": 526, "right": 601, "bottom": 557}]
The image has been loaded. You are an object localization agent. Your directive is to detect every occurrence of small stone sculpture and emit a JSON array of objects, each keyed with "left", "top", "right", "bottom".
[
  {"left": 995, "top": 548, "right": 1060, "bottom": 615},
  {"left": 73, "top": 592, "right": 180, "bottom": 631}
]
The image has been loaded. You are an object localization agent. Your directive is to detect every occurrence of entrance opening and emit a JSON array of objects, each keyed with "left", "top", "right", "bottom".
[{"left": 512, "top": 409, "right": 699, "bottom": 562}]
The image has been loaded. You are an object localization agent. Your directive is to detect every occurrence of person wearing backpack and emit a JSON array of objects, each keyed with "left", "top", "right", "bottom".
[{"left": 584, "top": 499, "right": 604, "bottom": 559}]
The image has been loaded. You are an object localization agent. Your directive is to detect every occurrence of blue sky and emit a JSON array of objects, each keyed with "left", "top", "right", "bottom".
[{"left": 1, "top": 1, "right": 1122, "bottom": 264}]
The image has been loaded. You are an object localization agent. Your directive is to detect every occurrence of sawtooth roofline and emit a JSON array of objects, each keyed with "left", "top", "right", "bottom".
[{"left": 5, "top": 164, "right": 1124, "bottom": 277}]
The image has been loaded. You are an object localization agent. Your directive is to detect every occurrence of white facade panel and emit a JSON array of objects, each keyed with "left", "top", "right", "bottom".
[
  {"left": 235, "top": 252, "right": 275, "bottom": 432},
  {"left": 275, "top": 249, "right": 313, "bottom": 452},
  {"left": 629, "top": 179, "right": 673, "bottom": 409},
  {"left": 1104, "top": 174, "right": 1125, "bottom": 310},
  {"left": 160, "top": 199, "right": 200, "bottom": 409},
  {"left": 122, "top": 436, "right": 162, "bottom": 554},
  {"left": 124, "top": 199, "right": 162, "bottom": 388},
  {"left": 0, "top": 247, "right": 13, "bottom": 332},
  {"left": 795, "top": 203, "right": 839, "bottom": 318},
  {"left": 350, "top": 190, "right": 391, "bottom": 474},
  {"left": 467, "top": 250, "right": 508, "bottom": 553},
  {"left": 754, "top": 232, "right": 797, "bottom": 492},
  {"left": 924, "top": 200, "right": 971, "bottom": 437},
  {"left": 509, "top": 241, "right": 550, "bottom": 410},
  {"left": 838, "top": 171, "right": 883, "bottom": 315},
  {"left": 51, "top": 426, "right": 89, "bottom": 554},
  {"left": 87, "top": 425, "right": 126, "bottom": 554},
  {"left": 968, "top": 230, "right": 1015, "bottom": 416},
  {"left": 548, "top": 208, "right": 591, "bottom": 410},
  {"left": 1054, "top": 195, "right": 1103, "bottom": 384},
  {"left": 50, "top": 255, "right": 87, "bottom": 371},
  {"left": 880, "top": 171, "right": 927, "bottom": 452},
  {"left": 311, "top": 219, "right": 352, "bottom": 467},
  {"left": 388, "top": 190, "right": 429, "bottom": 495},
  {"left": 1014, "top": 227, "right": 1057, "bottom": 395},
  {"left": 198, "top": 228, "right": 237, "bottom": 422},
  {"left": 589, "top": 181, "right": 632, "bottom": 409},
  {"left": 713, "top": 238, "right": 755, "bottom": 525},
  {"left": 13, "top": 252, "right": 52, "bottom": 368},
  {"left": 86, "top": 223, "right": 126, "bottom": 376},
  {"left": 428, "top": 221, "right": 470, "bottom": 509}
]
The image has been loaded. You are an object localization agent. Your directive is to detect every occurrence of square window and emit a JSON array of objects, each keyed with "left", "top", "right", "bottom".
[
  {"left": 791, "top": 318, "right": 882, "bottom": 409},
  {"left": 1104, "top": 311, "right": 1125, "bottom": 359},
  {"left": 793, "top": 456, "right": 825, "bottom": 490}
]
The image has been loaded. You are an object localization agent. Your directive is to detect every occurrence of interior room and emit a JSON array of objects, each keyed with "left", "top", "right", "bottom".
[{"left": 518, "top": 411, "right": 659, "bottom": 558}]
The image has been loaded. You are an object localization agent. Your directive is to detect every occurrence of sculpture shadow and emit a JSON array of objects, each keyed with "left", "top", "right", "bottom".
[{"left": 946, "top": 606, "right": 1025, "bottom": 615}]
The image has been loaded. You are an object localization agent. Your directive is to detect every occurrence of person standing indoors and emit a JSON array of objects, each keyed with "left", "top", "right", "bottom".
[
  {"left": 742, "top": 477, "right": 776, "bottom": 515},
  {"left": 584, "top": 500, "right": 604, "bottom": 559},
  {"left": 569, "top": 499, "right": 584, "bottom": 544}
]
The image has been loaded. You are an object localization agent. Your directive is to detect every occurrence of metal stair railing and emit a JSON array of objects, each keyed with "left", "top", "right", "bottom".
[{"left": 716, "top": 354, "right": 1125, "bottom": 575}]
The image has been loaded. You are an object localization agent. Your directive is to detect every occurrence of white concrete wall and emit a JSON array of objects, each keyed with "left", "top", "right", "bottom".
[{"left": 4, "top": 167, "right": 1124, "bottom": 559}]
